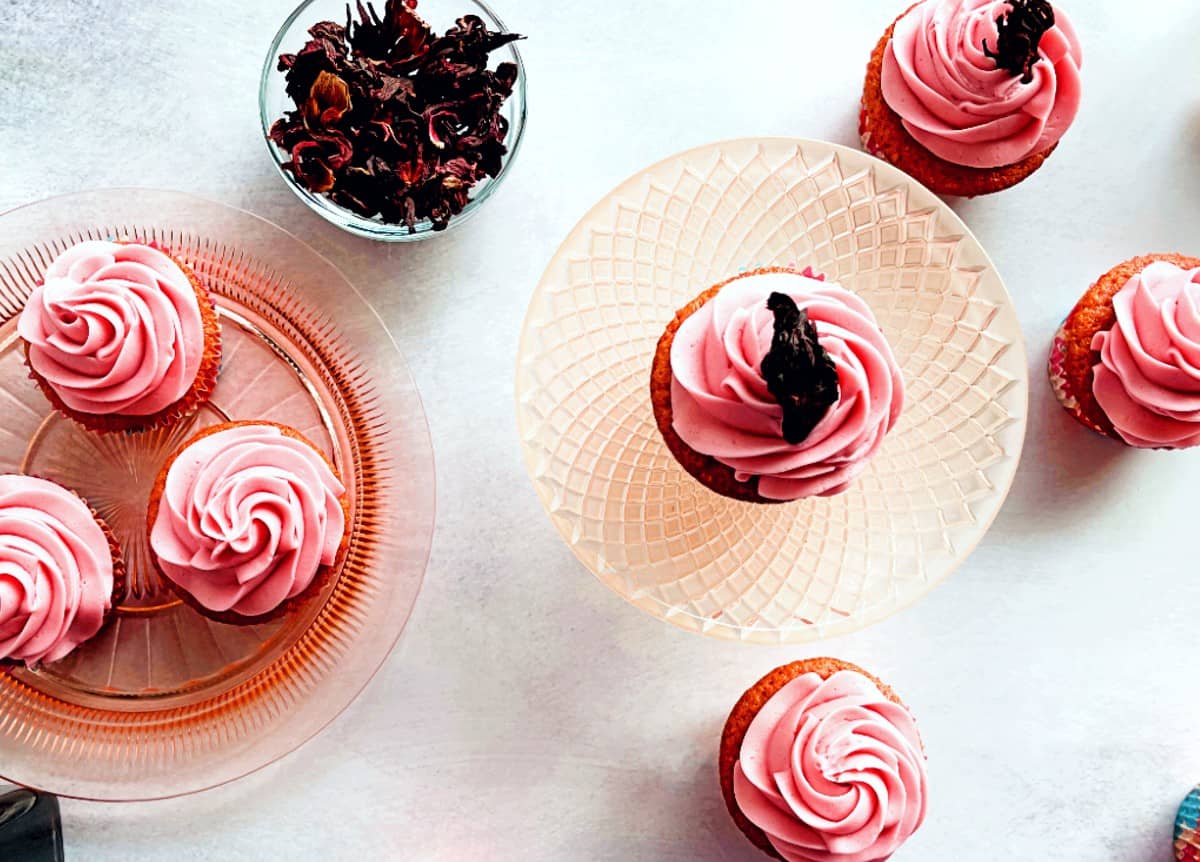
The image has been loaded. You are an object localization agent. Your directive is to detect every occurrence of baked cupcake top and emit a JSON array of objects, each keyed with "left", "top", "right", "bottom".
[
  {"left": 732, "top": 669, "right": 927, "bottom": 862},
  {"left": 0, "top": 475, "right": 116, "bottom": 665},
  {"left": 149, "top": 423, "right": 347, "bottom": 618},
  {"left": 18, "top": 240, "right": 205, "bottom": 417},
  {"left": 669, "top": 270, "right": 903, "bottom": 500},
  {"left": 881, "top": 0, "right": 1082, "bottom": 169},
  {"left": 1090, "top": 261, "right": 1200, "bottom": 449}
]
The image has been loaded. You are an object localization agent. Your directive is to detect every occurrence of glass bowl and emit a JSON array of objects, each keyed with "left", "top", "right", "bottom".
[
  {"left": 259, "top": 0, "right": 527, "bottom": 242},
  {"left": 516, "top": 137, "right": 1029, "bottom": 644},
  {"left": 0, "top": 189, "right": 435, "bottom": 800}
]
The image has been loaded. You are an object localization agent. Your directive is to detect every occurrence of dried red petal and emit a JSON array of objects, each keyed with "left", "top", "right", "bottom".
[
  {"left": 425, "top": 108, "right": 459, "bottom": 149},
  {"left": 371, "top": 74, "right": 415, "bottom": 103},
  {"left": 289, "top": 142, "right": 336, "bottom": 193},
  {"left": 304, "top": 71, "right": 352, "bottom": 127},
  {"left": 396, "top": 160, "right": 423, "bottom": 186},
  {"left": 311, "top": 130, "right": 354, "bottom": 169}
]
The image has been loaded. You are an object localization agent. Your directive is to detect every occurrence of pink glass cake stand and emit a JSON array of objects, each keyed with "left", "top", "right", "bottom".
[
  {"left": 516, "top": 138, "right": 1028, "bottom": 644},
  {"left": 0, "top": 189, "right": 435, "bottom": 800}
]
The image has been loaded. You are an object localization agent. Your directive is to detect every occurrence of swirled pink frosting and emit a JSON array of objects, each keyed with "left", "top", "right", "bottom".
[
  {"left": 1091, "top": 262, "right": 1200, "bottom": 449},
  {"left": 733, "top": 671, "right": 928, "bottom": 862},
  {"left": 149, "top": 424, "right": 346, "bottom": 617},
  {"left": 0, "top": 476, "right": 114, "bottom": 665},
  {"left": 670, "top": 271, "right": 903, "bottom": 500},
  {"left": 880, "top": 0, "right": 1082, "bottom": 169},
  {"left": 18, "top": 240, "right": 205, "bottom": 417}
]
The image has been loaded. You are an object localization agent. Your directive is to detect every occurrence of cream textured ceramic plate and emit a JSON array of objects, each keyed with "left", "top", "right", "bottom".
[{"left": 516, "top": 138, "right": 1027, "bottom": 644}]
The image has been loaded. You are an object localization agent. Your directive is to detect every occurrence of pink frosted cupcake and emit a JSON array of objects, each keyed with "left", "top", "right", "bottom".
[
  {"left": 0, "top": 475, "right": 123, "bottom": 665},
  {"left": 650, "top": 268, "right": 904, "bottom": 503},
  {"left": 18, "top": 240, "right": 221, "bottom": 434},
  {"left": 860, "top": 0, "right": 1083, "bottom": 196},
  {"left": 147, "top": 422, "right": 348, "bottom": 623},
  {"left": 1050, "top": 254, "right": 1200, "bottom": 448},
  {"left": 719, "top": 659, "right": 928, "bottom": 862}
]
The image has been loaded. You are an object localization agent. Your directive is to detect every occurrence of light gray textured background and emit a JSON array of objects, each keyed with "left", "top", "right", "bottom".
[{"left": 3, "top": 0, "right": 1200, "bottom": 859}]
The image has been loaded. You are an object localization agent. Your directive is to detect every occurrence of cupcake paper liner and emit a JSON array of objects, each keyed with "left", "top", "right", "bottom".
[
  {"left": 1047, "top": 317, "right": 1114, "bottom": 438},
  {"left": 1176, "top": 785, "right": 1200, "bottom": 861}
]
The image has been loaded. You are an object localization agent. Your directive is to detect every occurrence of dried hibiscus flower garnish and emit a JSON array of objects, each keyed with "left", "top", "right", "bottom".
[{"left": 269, "top": 0, "right": 523, "bottom": 232}]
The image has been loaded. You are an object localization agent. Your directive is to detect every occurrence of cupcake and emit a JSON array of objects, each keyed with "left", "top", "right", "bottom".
[
  {"left": 17, "top": 240, "right": 221, "bottom": 434},
  {"left": 1050, "top": 254, "right": 1200, "bottom": 448},
  {"left": 147, "top": 421, "right": 348, "bottom": 622},
  {"left": 860, "top": 0, "right": 1082, "bottom": 196},
  {"left": 650, "top": 267, "right": 904, "bottom": 503},
  {"left": 0, "top": 475, "right": 123, "bottom": 665},
  {"left": 719, "top": 658, "right": 928, "bottom": 862}
]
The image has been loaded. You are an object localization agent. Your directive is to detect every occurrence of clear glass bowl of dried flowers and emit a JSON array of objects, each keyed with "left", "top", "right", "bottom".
[{"left": 260, "top": 0, "right": 526, "bottom": 241}]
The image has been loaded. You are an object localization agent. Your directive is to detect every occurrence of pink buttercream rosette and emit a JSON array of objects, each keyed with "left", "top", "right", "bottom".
[
  {"left": 723, "top": 664, "right": 928, "bottom": 862},
  {"left": 668, "top": 271, "right": 904, "bottom": 501},
  {"left": 1089, "top": 262, "right": 1200, "bottom": 448},
  {"left": 18, "top": 239, "right": 221, "bottom": 433},
  {"left": 880, "top": 0, "right": 1082, "bottom": 169},
  {"left": 149, "top": 422, "right": 347, "bottom": 621},
  {"left": 0, "top": 475, "right": 120, "bottom": 665},
  {"left": 729, "top": 677, "right": 926, "bottom": 862}
]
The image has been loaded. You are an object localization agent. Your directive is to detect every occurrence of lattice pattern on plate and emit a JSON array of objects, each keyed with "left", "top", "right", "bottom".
[{"left": 516, "top": 138, "right": 1027, "bottom": 643}]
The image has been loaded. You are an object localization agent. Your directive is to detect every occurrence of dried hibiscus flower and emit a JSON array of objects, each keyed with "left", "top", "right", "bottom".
[{"left": 269, "top": 0, "right": 523, "bottom": 233}]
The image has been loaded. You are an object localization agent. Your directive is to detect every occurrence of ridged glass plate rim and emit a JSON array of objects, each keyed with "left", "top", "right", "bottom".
[{"left": 0, "top": 189, "right": 435, "bottom": 800}]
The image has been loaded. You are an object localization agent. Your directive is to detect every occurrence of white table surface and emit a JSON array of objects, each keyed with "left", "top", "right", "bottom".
[{"left": 2, "top": 0, "right": 1199, "bottom": 859}]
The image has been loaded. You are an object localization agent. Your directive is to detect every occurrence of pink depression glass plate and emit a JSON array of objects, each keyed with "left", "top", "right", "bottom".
[
  {"left": 0, "top": 189, "right": 434, "bottom": 800},
  {"left": 516, "top": 138, "right": 1027, "bottom": 644}
]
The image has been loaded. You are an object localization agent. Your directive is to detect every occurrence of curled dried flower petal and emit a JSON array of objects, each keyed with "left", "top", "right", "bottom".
[
  {"left": 761, "top": 293, "right": 840, "bottom": 444},
  {"left": 310, "top": 130, "right": 354, "bottom": 168},
  {"left": 983, "top": 0, "right": 1054, "bottom": 83},
  {"left": 290, "top": 142, "right": 336, "bottom": 193},
  {"left": 371, "top": 74, "right": 415, "bottom": 103},
  {"left": 304, "top": 71, "right": 352, "bottom": 127}
]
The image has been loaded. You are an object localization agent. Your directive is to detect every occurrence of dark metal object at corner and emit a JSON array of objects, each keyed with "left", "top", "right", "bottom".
[{"left": 0, "top": 788, "right": 64, "bottom": 862}]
